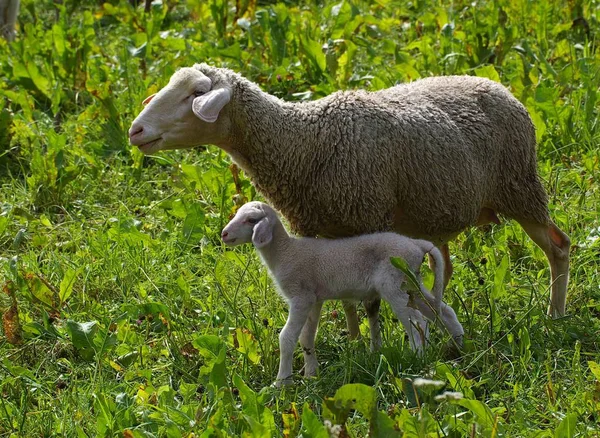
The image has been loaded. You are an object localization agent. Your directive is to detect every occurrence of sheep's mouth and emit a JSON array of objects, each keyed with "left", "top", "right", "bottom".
[{"left": 137, "top": 138, "right": 162, "bottom": 154}]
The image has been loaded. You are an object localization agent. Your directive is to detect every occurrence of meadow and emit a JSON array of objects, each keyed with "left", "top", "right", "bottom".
[{"left": 0, "top": 0, "right": 599, "bottom": 436}]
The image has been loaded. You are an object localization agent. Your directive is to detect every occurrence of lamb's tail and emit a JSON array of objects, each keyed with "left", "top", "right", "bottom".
[{"left": 422, "top": 245, "right": 444, "bottom": 315}]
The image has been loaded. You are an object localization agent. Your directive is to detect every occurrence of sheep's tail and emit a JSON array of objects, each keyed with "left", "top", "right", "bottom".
[{"left": 423, "top": 245, "right": 444, "bottom": 315}]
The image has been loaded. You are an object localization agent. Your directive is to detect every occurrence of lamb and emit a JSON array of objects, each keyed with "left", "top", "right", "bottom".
[
  {"left": 0, "top": 0, "right": 19, "bottom": 41},
  {"left": 129, "top": 64, "right": 571, "bottom": 333},
  {"left": 221, "top": 201, "right": 465, "bottom": 385}
]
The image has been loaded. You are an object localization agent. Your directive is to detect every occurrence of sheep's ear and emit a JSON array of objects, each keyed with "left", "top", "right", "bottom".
[
  {"left": 192, "top": 88, "right": 231, "bottom": 123},
  {"left": 142, "top": 94, "right": 156, "bottom": 106},
  {"left": 252, "top": 218, "right": 273, "bottom": 248}
]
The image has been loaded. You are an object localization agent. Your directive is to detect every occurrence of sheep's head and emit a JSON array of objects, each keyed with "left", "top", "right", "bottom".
[
  {"left": 129, "top": 65, "right": 232, "bottom": 154},
  {"left": 222, "top": 202, "right": 275, "bottom": 248}
]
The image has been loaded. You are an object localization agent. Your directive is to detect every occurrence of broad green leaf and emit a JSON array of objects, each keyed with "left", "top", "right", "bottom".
[
  {"left": 491, "top": 255, "right": 509, "bottom": 299},
  {"left": 588, "top": 361, "right": 600, "bottom": 381},
  {"left": 300, "top": 403, "right": 329, "bottom": 438},
  {"left": 554, "top": 413, "right": 577, "bottom": 438},
  {"left": 235, "top": 328, "right": 261, "bottom": 364},
  {"left": 454, "top": 399, "right": 495, "bottom": 428},
  {"left": 233, "top": 374, "right": 276, "bottom": 436},
  {"left": 52, "top": 24, "right": 66, "bottom": 57},
  {"left": 12, "top": 60, "right": 51, "bottom": 98},
  {"left": 474, "top": 65, "right": 501, "bottom": 82},
  {"left": 25, "top": 274, "right": 55, "bottom": 308},
  {"left": 323, "top": 383, "right": 377, "bottom": 425},
  {"left": 390, "top": 256, "right": 421, "bottom": 291},
  {"left": 0, "top": 216, "right": 8, "bottom": 237},
  {"left": 66, "top": 320, "right": 98, "bottom": 350},
  {"left": 182, "top": 204, "right": 205, "bottom": 242},
  {"left": 193, "top": 335, "right": 227, "bottom": 388},
  {"left": 59, "top": 268, "right": 79, "bottom": 303}
]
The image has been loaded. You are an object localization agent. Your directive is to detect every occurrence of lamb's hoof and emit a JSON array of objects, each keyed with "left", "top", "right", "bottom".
[
  {"left": 273, "top": 378, "right": 293, "bottom": 388},
  {"left": 304, "top": 368, "right": 318, "bottom": 378}
]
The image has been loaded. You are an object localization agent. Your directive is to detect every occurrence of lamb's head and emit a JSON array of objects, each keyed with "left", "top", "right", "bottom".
[
  {"left": 129, "top": 65, "right": 233, "bottom": 154},
  {"left": 221, "top": 202, "right": 276, "bottom": 249}
]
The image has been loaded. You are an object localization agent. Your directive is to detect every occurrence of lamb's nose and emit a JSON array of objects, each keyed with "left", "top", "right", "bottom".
[
  {"left": 221, "top": 231, "right": 229, "bottom": 239},
  {"left": 129, "top": 125, "right": 143, "bottom": 139}
]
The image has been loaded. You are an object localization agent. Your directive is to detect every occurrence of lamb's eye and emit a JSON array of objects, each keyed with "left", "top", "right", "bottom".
[
  {"left": 247, "top": 218, "right": 259, "bottom": 225},
  {"left": 193, "top": 90, "right": 205, "bottom": 97}
]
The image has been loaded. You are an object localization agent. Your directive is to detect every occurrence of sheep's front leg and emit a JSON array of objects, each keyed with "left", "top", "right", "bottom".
[
  {"left": 276, "top": 297, "right": 314, "bottom": 387},
  {"left": 342, "top": 301, "right": 361, "bottom": 339},
  {"left": 299, "top": 301, "right": 323, "bottom": 377}
]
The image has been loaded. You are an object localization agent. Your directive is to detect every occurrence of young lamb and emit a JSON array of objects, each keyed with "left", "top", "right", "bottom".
[
  {"left": 0, "top": 0, "right": 19, "bottom": 41},
  {"left": 221, "top": 201, "right": 464, "bottom": 386},
  {"left": 129, "top": 64, "right": 571, "bottom": 333}
]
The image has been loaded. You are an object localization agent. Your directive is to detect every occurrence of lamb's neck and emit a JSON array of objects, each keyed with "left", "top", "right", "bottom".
[{"left": 256, "top": 220, "right": 294, "bottom": 270}]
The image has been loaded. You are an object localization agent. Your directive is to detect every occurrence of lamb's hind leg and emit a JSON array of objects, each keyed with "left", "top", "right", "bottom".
[
  {"left": 299, "top": 301, "right": 323, "bottom": 377},
  {"left": 381, "top": 288, "right": 429, "bottom": 354},
  {"left": 516, "top": 219, "right": 570, "bottom": 317}
]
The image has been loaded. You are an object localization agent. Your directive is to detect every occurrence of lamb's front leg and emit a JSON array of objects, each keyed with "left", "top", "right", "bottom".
[
  {"left": 299, "top": 301, "right": 323, "bottom": 377},
  {"left": 276, "top": 297, "right": 315, "bottom": 387}
]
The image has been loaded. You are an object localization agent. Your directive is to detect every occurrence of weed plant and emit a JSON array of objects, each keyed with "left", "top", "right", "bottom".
[{"left": 1, "top": 0, "right": 599, "bottom": 436}]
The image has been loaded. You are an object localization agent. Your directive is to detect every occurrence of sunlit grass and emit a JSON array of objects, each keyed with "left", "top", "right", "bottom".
[{"left": 1, "top": 0, "right": 599, "bottom": 435}]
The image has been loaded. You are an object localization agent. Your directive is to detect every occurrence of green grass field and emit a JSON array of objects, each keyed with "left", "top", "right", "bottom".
[{"left": 1, "top": 0, "right": 599, "bottom": 436}]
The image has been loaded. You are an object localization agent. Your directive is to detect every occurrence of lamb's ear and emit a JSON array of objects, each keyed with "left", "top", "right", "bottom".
[
  {"left": 192, "top": 88, "right": 231, "bottom": 123},
  {"left": 252, "top": 218, "right": 273, "bottom": 248},
  {"left": 142, "top": 94, "right": 156, "bottom": 106}
]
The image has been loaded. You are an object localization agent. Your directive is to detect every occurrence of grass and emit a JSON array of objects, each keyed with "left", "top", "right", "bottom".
[{"left": 1, "top": 0, "right": 599, "bottom": 436}]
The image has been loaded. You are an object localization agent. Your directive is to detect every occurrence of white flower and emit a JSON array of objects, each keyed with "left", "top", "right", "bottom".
[
  {"left": 412, "top": 378, "right": 445, "bottom": 389},
  {"left": 434, "top": 391, "right": 464, "bottom": 402},
  {"left": 324, "top": 420, "right": 343, "bottom": 438}
]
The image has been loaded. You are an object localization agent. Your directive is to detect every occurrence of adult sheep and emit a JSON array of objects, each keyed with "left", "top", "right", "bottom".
[{"left": 129, "top": 64, "right": 571, "bottom": 333}]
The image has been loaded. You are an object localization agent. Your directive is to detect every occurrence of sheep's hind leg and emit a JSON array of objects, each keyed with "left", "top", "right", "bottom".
[
  {"left": 364, "top": 299, "right": 382, "bottom": 352},
  {"left": 299, "top": 301, "right": 323, "bottom": 378},
  {"left": 516, "top": 219, "right": 570, "bottom": 318},
  {"left": 342, "top": 301, "right": 361, "bottom": 339},
  {"left": 276, "top": 297, "right": 314, "bottom": 386}
]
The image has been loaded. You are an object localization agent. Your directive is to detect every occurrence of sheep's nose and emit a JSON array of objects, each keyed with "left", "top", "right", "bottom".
[
  {"left": 129, "top": 125, "right": 143, "bottom": 139},
  {"left": 221, "top": 231, "right": 229, "bottom": 239}
]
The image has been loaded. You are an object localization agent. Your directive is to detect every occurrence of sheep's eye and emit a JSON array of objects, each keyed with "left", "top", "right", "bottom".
[
  {"left": 193, "top": 90, "right": 206, "bottom": 97},
  {"left": 247, "top": 218, "right": 259, "bottom": 225}
]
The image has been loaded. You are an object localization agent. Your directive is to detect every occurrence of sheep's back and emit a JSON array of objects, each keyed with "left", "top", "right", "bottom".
[{"left": 243, "top": 75, "right": 543, "bottom": 240}]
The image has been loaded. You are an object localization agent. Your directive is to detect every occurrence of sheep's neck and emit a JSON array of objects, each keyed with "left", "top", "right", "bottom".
[
  {"left": 227, "top": 84, "right": 308, "bottom": 184},
  {"left": 257, "top": 221, "right": 293, "bottom": 270}
]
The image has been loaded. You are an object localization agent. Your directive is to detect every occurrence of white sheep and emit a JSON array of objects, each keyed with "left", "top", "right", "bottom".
[
  {"left": 129, "top": 65, "right": 571, "bottom": 334},
  {"left": 221, "top": 201, "right": 464, "bottom": 386},
  {"left": 0, "top": 0, "right": 19, "bottom": 41}
]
